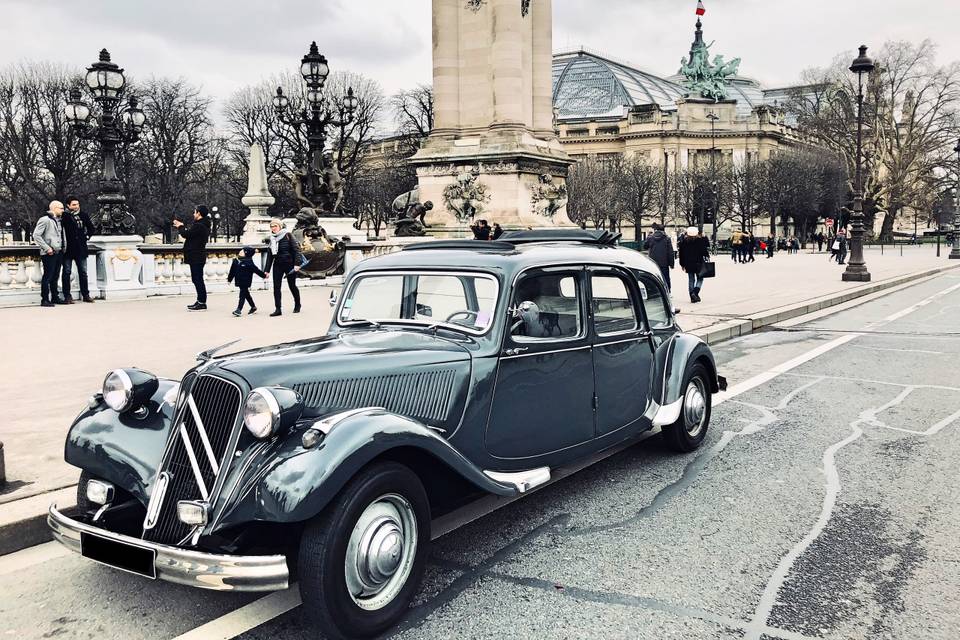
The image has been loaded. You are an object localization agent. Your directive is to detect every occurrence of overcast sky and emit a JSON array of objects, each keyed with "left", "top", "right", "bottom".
[{"left": 2, "top": 0, "right": 958, "bottom": 121}]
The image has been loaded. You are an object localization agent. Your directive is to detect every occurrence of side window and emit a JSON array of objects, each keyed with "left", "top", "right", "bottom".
[
  {"left": 591, "top": 273, "right": 639, "bottom": 335},
  {"left": 511, "top": 272, "right": 582, "bottom": 340},
  {"left": 414, "top": 275, "right": 468, "bottom": 320},
  {"left": 636, "top": 274, "right": 672, "bottom": 330}
]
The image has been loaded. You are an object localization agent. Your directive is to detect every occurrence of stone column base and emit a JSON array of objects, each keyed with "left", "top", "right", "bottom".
[{"left": 88, "top": 235, "right": 147, "bottom": 300}]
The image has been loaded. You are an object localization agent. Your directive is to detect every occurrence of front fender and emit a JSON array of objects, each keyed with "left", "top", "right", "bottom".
[
  {"left": 213, "top": 410, "right": 517, "bottom": 531},
  {"left": 64, "top": 379, "right": 178, "bottom": 506},
  {"left": 651, "top": 333, "right": 719, "bottom": 426}
]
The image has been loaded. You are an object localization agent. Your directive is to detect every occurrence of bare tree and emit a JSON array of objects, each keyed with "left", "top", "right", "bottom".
[
  {"left": 346, "top": 157, "right": 417, "bottom": 238},
  {"left": 566, "top": 156, "right": 625, "bottom": 230},
  {"left": 391, "top": 84, "right": 433, "bottom": 156},
  {"left": 620, "top": 154, "right": 661, "bottom": 242}
]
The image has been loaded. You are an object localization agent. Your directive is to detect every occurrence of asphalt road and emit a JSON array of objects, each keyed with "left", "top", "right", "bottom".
[{"left": 2, "top": 271, "right": 958, "bottom": 640}]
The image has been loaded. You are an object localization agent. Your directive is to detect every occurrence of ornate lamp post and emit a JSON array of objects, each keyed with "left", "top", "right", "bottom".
[
  {"left": 843, "top": 45, "right": 874, "bottom": 281},
  {"left": 212, "top": 207, "right": 220, "bottom": 242},
  {"left": 705, "top": 112, "right": 719, "bottom": 236},
  {"left": 64, "top": 49, "right": 145, "bottom": 235},
  {"left": 950, "top": 140, "right": 960, "bottom": 260},
  {"left": 273, "top": 42, "right": 358, "bottom": 215}
]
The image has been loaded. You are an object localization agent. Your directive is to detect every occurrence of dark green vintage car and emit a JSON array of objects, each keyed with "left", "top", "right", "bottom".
[{"left": 49, "top": 229, "right": 725, "bottom": 639}]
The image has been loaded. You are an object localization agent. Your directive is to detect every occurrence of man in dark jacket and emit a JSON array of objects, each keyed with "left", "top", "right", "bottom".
[
  {"left": 678, "top": 226, "right": 710, "bottom": 303},
  {"left": 642, "top": 223, "right": 675, "bottom": 291},
  {"left": 60, "top": 195, "right": 96, "bottom": 303},
  {"left": 173, "top": 205, "right": 211, "bottom": 310}
]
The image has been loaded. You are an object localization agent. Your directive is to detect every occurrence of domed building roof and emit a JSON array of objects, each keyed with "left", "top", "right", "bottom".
[{"left": 552, "top": 49, "right": 685, "bottom": 118}]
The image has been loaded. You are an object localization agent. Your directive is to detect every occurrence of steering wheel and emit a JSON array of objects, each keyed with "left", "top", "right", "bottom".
[{"left": 444, "top": 310, "right": 479, "bottom": 326}]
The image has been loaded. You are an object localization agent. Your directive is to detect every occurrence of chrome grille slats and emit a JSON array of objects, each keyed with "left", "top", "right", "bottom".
[
  {"left": 143, "top": 375, "right": 242, "bottom": 544},
  {"left": 293, "top": 369, "right": 458, "bottom": 425}
]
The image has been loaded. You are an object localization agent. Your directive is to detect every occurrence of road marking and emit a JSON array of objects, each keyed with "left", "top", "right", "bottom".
[
  {"left": 169, "top": 277, "right": 960, "bottom": 640},
  {"left": 170, "top": 587, "right": 301, "bottom": 640},
  {"left": 849, "top": 344, "right": 946, "bottom": 355},
  {"left": 0, "top": 541, "right": 71, "bottom": 577}
]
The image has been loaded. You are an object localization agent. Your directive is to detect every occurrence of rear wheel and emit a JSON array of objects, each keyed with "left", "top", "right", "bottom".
[
  {"left": 662, "top": 363, "right": 712, "bottom": 452},
  {"left": 298, "top": 462, "right": 430, "bottom": 639}
]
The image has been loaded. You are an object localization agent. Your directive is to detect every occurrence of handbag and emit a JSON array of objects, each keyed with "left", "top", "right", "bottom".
[
  {"left": 832, "top": 239, "right": 841, "bottom": 251},
  {"left": 698, "top": 260, "right": 716, "bottom": 278}
]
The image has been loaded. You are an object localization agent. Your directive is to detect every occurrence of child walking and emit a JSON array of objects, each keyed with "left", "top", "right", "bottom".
[{"left": 227, "top": 246, "right": 266, "bottom": 316}]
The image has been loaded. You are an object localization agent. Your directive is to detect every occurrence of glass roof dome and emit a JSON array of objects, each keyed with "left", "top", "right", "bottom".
[{"left": 552, "top": 50, "right": 684, "bottom": 119}]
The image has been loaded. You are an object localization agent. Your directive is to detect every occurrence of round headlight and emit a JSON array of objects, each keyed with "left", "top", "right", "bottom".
[
  {"left": 103, "top": 369, "right": 133, "bottom": 412},
  {"left": 243, "top": 388, "right": 281, "bottom": 439}
]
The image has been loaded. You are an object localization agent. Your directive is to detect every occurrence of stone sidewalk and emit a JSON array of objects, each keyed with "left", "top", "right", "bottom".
[{"left": 0, "top": 244, "right": 956, "bottom": 552}]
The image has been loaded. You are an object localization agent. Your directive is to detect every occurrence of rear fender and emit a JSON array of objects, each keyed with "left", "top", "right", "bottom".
[
  {"left": 650, "top": 333, "right": 719, "bottom": 426},
  {"left": 64, "top": 379, "right": 179, "bottom": 506},
  {"left": 212, "top": 409, "right": 517, "bottom": 531}
]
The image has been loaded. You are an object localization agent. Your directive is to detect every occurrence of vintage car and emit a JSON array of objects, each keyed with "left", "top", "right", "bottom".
[{"left": 49, "top": 229, "right": 725, "bottom": 639}]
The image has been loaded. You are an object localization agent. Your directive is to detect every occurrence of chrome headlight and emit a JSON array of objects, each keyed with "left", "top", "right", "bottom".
[
  {"left": 243, "top": 386, "right": 302, "bottom": 439},
  {"left": 102, "top": 368, "right": 160, "bottom": 413}
]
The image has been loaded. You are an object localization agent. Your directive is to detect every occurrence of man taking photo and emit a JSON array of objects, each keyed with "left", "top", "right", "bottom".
[
  {"left": 173, "top": 205, "right": 211, "bottom": 311},
  {"left": 60, "top": 195, "right": 96, "bottom": 303}
]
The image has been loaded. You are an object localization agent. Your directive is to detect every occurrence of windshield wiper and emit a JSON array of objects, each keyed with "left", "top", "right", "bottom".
[{"left": 346, "top": 318, "right": 381, "bottom": 328}]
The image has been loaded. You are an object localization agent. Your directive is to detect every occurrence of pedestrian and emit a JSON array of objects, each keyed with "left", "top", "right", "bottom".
[
  {"left": 816, "top": 232, "right": 824, "bottom": 253},
  {"left": 32, "top": 200, "right": 67, "bottom": 307},
  {"left": 227, "top": 246, "right": 266, "bottom": 317},
  {"left": 173, "top": 205, "right": 211, "bottom": 311},
  {"left": 744, "top": 230, "right": 755, "bottom": 262},
  {"left": 491, "top": 223, "right": 504, "bottom": 240},
  {"left": 60, "top": 195, "right": 96, "bottom": 303},
  {"left": 730, "top": 229, "right": 742, "bottom": 263},
  {"left": 836, "top": 229, "right": 848, "bottom": 264},
  {"left": 678, "top": 226, "right": 710, "bottom": 304},
  {"left": 470, "top": 219, "right": 491, "bottom": 240},
  {"left": 264, "top": 218, "right": 303, "bottom": 317},
  {"left": 642, "top": 223, "right": 675, "bottom": 292},
  {"left": 766, "top": 234, "right": 775, "bottom": 258}
]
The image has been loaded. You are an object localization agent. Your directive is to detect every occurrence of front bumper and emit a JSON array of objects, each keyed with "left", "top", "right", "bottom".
[{"left": 48, "top": 504, "right": 289, "bottom": 592}]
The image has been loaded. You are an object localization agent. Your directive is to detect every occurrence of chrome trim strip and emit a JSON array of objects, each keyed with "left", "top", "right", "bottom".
[
  {"left": 49, "top": 505, "right": 289, "bottom": 592},
  {"left": 500, "top": 345, "right": 591, "bottom": 360},
  {"left": 187, "top": 395, "right": 220, "bottom": 475},
  {"left": 143, "top": 472, "right": 170, "bottom": 530},
  {"left": 484, "top": 467, "right": 551, "bottom": 493},
  {"left": 595, "top": 335, "right": 650, "bottom": 346},
  {"left": 179, "top": 424, "right": 209, "bottom": 501}
]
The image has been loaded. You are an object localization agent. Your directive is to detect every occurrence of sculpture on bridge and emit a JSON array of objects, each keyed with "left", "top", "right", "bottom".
[
  {"left": 679, "top": 19, "right": 741, "bottom": 102},
  {"left": 290, "top": 207, "right": 346, "bottom": 276},
  {"left": 530, "top": 173, "right": 568, "bottom": 220},
  {"left": 442, "top": 171, "right": 490, "bottom": 224}
]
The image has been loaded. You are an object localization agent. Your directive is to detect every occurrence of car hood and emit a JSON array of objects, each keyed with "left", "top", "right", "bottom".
[{"left": 212, "top": 330, "right": 473, "bottom": 432}]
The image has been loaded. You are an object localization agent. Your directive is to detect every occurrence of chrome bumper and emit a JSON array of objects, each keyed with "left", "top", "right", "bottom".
[{"left": 48, "top": 504, "right": 289, "bottom": 592}]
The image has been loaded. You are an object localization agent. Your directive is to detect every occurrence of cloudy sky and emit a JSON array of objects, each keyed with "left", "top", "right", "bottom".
[{"left": 2, "top": 0, "right": 958, "bottom": 121}]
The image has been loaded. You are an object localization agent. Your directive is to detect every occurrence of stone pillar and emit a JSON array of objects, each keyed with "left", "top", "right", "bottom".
[
  {"left": 89, "top": 235, "right": 147, "bottom": 300},
  {"left": 531, "top": 0, "right": 555, "bottom": 138},
  {"left": 241, "top": 143, "right": 275, "bottom": 245},
  {"left": 432, "top": 0, "right": 460, "bottom": 135},
  {"left": 491, "top": 0, "right": 524, "bottom": 129}
]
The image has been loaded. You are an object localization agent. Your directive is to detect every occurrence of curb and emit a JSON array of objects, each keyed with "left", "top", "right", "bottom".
[
  {"left": 690, "top": 263, "right": 960, "bottom": 344},
  {"left": 1, "top": 263, "right": 957, "bottom": 556},
  {"left": 0, "top": 487, "right": 76, "bottom": 556}
]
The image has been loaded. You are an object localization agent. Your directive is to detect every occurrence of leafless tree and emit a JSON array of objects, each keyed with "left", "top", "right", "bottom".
[
  {"left": 346, "top": 156, "right": 417, "bottom": 238},
  {"left": 566, "top": 156, "right": 625, "bottom": 230},
  {"left": 391, "top": 84, "right": 433, "bottom": 156},
  {"left": 620, "top": 154, "right": 661, "bottom": 242}
]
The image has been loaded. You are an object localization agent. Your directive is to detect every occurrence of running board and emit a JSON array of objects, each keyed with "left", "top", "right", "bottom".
[{"left": 483, "top": 467, "right": 551, "bottom": 493}]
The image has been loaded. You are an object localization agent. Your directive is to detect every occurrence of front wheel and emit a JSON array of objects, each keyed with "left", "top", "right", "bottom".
[
  {"left": 661, "top": 363, "right": 712, "bottom": 453},
  {"left": 298, "top": 462, "right": 430, "bottom": 640}
]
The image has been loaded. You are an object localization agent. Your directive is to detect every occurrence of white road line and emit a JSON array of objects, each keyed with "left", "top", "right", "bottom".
[
  {"left": 0, "top": 541, "right": 71, "bottom": 577},
  {"left": 170, "top": 587, "right": 301, "bottom": 640},
  {"left": 849, "top": 345, "right": 946, "bottom": 355},
  {"left": 171, "top": 278, "right": 960, "bottom": 640}
]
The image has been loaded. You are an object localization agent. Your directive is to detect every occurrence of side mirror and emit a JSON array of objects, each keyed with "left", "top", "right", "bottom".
[
  {"left": 329, "top": 290, "right": 339, "bottom": 307},
  {"left": 415, "top": 303, "right": 433, "bottom": 318}
]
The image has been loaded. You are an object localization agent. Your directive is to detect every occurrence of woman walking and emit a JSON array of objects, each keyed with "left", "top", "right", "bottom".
[
  {"left": 264, "top": 218, "right": 303, "bottom": 316},
  {"left": 678, "top": 226, "right": 710, "bottom": 304}
]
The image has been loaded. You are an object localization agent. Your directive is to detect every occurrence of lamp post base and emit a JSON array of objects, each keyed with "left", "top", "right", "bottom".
[
  {"left": 949, "top": 251, "right": 960, "bottom": 260},
  {"left": 842, "top": 266, "right": 872, "bottom": 282}
]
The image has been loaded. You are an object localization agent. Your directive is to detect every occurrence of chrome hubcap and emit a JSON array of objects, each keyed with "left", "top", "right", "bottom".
[
  {"left": 344, "top": 494, "right": 417, "bottom": 611},
  {"left": 683, "top": 378, "right": 707, "bottom": 438}
]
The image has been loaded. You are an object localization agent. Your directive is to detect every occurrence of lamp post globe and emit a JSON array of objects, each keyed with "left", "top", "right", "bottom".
[
  {"left": 842, "top": 44, "right": 875, "bottom": 282},
  {"left": 950, "top": 139, "right": 960, "bottom": 259},
  {"left": 65, "top": 49, "right": 145, "bottom": 236}
]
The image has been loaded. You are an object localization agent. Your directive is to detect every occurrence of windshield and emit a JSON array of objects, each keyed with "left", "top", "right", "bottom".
[{"left": 338, "top": 271, "right": 500, "bottom": 334}]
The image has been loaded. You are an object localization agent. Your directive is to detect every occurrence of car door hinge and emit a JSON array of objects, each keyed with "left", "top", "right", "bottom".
[{"left": 592, "top": 393, "right": 598, "bottom": 410}]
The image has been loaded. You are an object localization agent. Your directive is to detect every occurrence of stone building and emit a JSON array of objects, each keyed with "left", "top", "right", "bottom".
[{"left": 552, "top": 19, "right": 805, "bottom": 174}]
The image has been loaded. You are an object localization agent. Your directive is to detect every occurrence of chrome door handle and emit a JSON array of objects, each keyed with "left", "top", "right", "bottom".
[{"left": 504, "top": 347, "right": 529, "bottom": 356}]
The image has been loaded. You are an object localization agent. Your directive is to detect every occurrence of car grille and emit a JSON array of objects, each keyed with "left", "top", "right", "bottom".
[
  {"left": 293, "top": 368, "right": 458, "bottom": 425},
  {"left": 142, "top": 374, "right": 242, "bottom": 545}
]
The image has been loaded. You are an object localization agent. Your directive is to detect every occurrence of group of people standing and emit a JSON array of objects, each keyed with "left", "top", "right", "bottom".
[
  {"left": 173, "top": 208, "right": 304, "bottom": 316},
  {"left": 469, "top": 219, "right": 504, "bottom": 240},
  {"left": 32, "top": 198, "right": 95, "bottom": 306}
]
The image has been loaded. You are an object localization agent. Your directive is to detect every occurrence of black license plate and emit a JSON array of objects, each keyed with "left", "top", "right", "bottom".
[{"left": 81, "top": 532, "right": 157, "bottom": 579}]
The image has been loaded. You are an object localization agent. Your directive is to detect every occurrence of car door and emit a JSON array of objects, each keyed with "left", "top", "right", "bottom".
[
  {"left": 485, "top": 267, "right": 596, "bottom": 460},
  {"left": 589, "top": 267, "right": 655, "bottom": 436}
]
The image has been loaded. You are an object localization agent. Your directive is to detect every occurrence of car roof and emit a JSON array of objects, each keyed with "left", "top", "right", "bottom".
[{"left": 352, "top": 240, "right": 663, "bottom": 281}]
